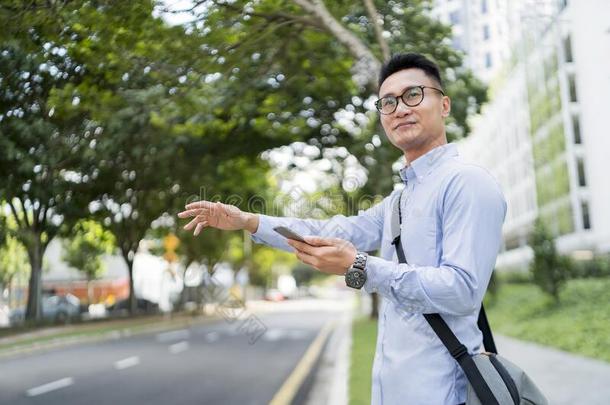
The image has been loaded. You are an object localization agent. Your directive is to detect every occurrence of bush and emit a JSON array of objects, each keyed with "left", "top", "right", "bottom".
[
  {"left": 569, "top": 255, "right": 610, "bottom": 279},
  {"left": 528, "top": 219, "right": 571, "bottom": 303},
  {"left": 497, "top": 270, "right": 532, "bottom": 284}
]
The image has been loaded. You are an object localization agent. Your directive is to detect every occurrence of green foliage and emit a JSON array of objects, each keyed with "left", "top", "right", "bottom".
[
  {"left": 226, "top": 235, "right": 297, "bottom": 288},
  {"left": 349, "top": 317, "right": 378, "bottom": 405},
  {"left": 192, "top": 0, "right": 488, "bottom": 200},
  {"left": 569, "top": 255, "right": 610, "bottom": 279},
  {"left": 0, "top": 234, "right": 29, "bottom": 287},
  {"left": 1, "top": 0, "right": 491, "bottom": 318},
  {"left": 484, "top": 279, "right": 610, "bottom": 363},
  {"left": 62, "top": 220, "right": 115, "bottom": 281},
  {"left": 497, "top": 270, "right": 533, "bottom": 285},
  {"left": 528, "top": 219, "right": 571, "bottom": 302},
  {"left": 291, "top": 263, "right": 317, "bottom": 286}
]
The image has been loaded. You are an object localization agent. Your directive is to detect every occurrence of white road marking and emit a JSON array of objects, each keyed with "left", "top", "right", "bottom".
[
  {"left": 169, "top": 341, "right": 189, "bottom": 354},
  {"left": 26, "top": 377, "right": 74, "bottom": 397},
  {"left": 262, "top": 329, "right": 286, "bottom": 342},
  {"left": 156, "top": 329, "right": 190, "bottom": 343},
  {"left": 205, "top": 332, "right": 219, "bottom": 342},
  {"left": 262, "top": 329, "right": 309, "bottom": 342},
  {"left": 114, "top": 356, "right": 140, "bottom": 370}
]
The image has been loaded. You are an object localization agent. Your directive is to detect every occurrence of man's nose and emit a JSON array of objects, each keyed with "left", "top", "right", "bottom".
[{"left": 394, "top": 98, "right": 412, "bottom": 116}]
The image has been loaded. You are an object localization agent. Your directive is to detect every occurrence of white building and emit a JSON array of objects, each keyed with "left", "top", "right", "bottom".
[
  {"left": 430, "top": 0, "right": 522, "bottom": 83},
  {"left": 456, "top": 0, "right": 610, "bottom": 269}
]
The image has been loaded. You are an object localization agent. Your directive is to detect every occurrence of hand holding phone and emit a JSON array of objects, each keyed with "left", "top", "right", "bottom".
[{"left": 273, "top": 226, "right": 312, "bottom": 245}]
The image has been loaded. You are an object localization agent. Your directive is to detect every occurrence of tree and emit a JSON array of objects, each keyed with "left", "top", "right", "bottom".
[
  {"left": 529, "top": 219, "right": 570, "bottom": 303},
  {"left": 0, "top": 217, "right": 30, "bottom": 307},
  {"left": 0, "top": 40, "right": 97, "bottom": 320},
  {"left": 62, "top": 220, "right": 115, "bottom": 304},
  {"left": 179, "top": 0, "right": 487, "bottom": 316}
]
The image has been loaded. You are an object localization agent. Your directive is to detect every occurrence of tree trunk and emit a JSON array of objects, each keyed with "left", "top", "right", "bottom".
[
  {"left": 25, "top": 237, "right": 45, "bottom": 321},
  {"left": 119, "top": 248, "right": 137, "bottom": 315},
  {"left": 7, "top": 277, "right": 12, "bottom": 308},
  {"left": 370, "top": 292, "right": 379, "bottom": 319},
  {"left": 127, "top": 259, "right": 136, "bottom": 315},
  {"left": 87, "top": 278, "right": 93, "bottom": 306}
]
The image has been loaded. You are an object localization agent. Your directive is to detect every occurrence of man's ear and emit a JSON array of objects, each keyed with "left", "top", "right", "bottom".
[{"left": 441, "top": 96, "right": 451, "bottom": 118}]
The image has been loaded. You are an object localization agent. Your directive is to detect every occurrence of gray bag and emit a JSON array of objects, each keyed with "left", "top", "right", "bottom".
[
  {"left": 465, "top": 353, "right": 548, "bottom": 405},
  {"left": 391, "top": 190, "right": 548, "bottom": 405}
]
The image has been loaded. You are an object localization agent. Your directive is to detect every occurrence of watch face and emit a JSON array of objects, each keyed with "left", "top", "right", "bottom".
[{"left": 346, "top": 268, "right": 366, "bottom": 289}]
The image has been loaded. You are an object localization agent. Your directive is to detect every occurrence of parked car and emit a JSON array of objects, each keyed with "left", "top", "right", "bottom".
[
  {"left": 9, "top": 293, "right": 82, "bottom": 325},
  {"left": 264, "top": 289, "right": 285, "bottom": 302},
  {"left": 107, "top": 298, "right": 159, "bottom": 315}
]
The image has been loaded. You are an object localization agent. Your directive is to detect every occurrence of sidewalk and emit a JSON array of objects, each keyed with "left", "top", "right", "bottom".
[{"left": 495, "top": 334, "right": 610, "bottom": 405}]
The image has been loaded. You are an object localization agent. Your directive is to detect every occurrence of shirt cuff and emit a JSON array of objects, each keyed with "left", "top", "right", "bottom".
[
  {"left": 249, "top": 214, "right": 293, "bottom": 252},
  {"left": 363, "top": 255, "right": 399, "bottom": 295},
  {"left": 250, "top": 214, "right": 274, "bottom": 243}
]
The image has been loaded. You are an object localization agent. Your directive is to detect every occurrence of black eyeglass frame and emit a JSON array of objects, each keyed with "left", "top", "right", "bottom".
[{"left": 375, "top": 85, "right": 445, "bottom": 115}]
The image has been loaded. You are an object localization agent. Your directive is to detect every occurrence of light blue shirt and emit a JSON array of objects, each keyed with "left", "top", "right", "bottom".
[{"left": 251, "top": 143, "right": 507, "bottom": 405}]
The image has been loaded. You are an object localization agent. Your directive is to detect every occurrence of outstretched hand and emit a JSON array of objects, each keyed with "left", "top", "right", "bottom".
[{"left": 177, "top": 200, "right": 258, "bottom": 235}]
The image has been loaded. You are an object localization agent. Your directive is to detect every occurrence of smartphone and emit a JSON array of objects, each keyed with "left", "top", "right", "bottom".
[{"left": 273, "top": 226, "right": 311, "bottom": 244}]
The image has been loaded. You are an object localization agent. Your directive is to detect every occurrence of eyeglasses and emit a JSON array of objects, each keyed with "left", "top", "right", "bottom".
[{"left": 375, "top": 85, "right": 445, "bottom": 115}]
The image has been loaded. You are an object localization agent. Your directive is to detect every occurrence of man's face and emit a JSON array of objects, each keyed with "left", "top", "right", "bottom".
[{"left": 378, "top": 68, "right": 450, "bottom": 157}]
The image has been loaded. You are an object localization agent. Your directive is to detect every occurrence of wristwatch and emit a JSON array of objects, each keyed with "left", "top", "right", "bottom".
[{"left": 345, "top": 251, "right": 368, "bottom": 289}]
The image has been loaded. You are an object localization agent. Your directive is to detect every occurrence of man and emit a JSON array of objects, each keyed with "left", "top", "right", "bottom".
[{"left": 178, "top": 53, "right": 506, "bottom": 404}]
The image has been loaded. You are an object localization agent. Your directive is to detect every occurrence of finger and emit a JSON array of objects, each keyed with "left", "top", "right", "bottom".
[
  {"left": 185, "top": 214, "right": 210, "bottom": 231},
  {"left": 303, "top": 236, "right": 334, "bottom": 247},
  {"left": 329, "top": 237, "right": 352, "bottom": 251},
  {"left": 288, "top": 239, "right": 318, "bottom": 255},
  {"left": 295, "top": 250, "right": 318, "bottom": 268},
  {"left": 185, "top": 200, "right": 216, "bottom": 210},
  {"left": 178, "top": 208, "right": 209, "bottom": 218},
  {"left": 183, "top": 216, "right": 200, "bottom": 231},
  {"left": 194, "top": 221, "right": 208, "bottom": 236}
]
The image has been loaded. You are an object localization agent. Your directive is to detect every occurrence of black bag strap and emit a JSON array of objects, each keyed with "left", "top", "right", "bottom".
[{"left": 391, "top": 189, "right": 503, "bottom": 405}]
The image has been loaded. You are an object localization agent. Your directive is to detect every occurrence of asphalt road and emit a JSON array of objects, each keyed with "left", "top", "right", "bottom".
[{"left": 0, "top": 307, "right": 338, "bottom": 405}]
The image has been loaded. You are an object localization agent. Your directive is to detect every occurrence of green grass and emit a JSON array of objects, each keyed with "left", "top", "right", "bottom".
[
  {"left": 485, "top": 278, "right": 610, "bottom": 362},
  {"left": 349, "top": 317, "right": 377, "bottom": 405}
]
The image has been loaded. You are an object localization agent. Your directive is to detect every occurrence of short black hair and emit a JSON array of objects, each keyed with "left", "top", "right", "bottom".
[{"left": 378, "top": 53, "right": 443, "bottom": 91}]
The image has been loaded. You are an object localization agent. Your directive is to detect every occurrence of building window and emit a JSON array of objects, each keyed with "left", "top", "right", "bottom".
[
  {"left": 485, "top": 52, "right": 493, "bottom": 68},
  {"left": 560, "top": 0, "right": 568, "bottom": 11},
  {"left": 481, "top": 0, "right": 488, "bottom": 14},
  {"left": 581, "top": 201, "right": 591, "bottom": 230},
  {"left": 483, "top": 25, "right": 490, "bottom": 40},
  {"left": 450, "top": 10, "right": 461, "bottom": 25},
  {"left": 452, "top": 36, "right": 463, "bottom": 50},
  {"left": 563, "top": 35, "right": 573, "bottom": 63},
  {"left": 577, "top": 158, "right": 587, "bottom": 187},
  {"left": 573, "top": 115, "right": 581, "bottom": 144},
  {"left": 568, "top": 75, "right": 578, "bottom": 102}
]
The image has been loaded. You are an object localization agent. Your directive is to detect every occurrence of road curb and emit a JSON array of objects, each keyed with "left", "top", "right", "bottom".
[
  {"left": 269, "top": 319, "right": 336, "bottom": 405},
  {"left": 0, "top": 315, "right": 220, "bottom": 360}
]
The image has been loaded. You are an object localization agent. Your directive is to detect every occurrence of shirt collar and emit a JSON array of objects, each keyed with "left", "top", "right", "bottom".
[{"left": 399, "top": 143, "right": 458, "bottom": 185}]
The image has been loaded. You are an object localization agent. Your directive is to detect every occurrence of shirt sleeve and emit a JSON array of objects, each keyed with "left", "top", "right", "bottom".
[
  {"left": 363, "top": 167, "right": 507, "bottom": 316},
  {"left": 250, "top": 197, "right": 388, "bottom": 253}
]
